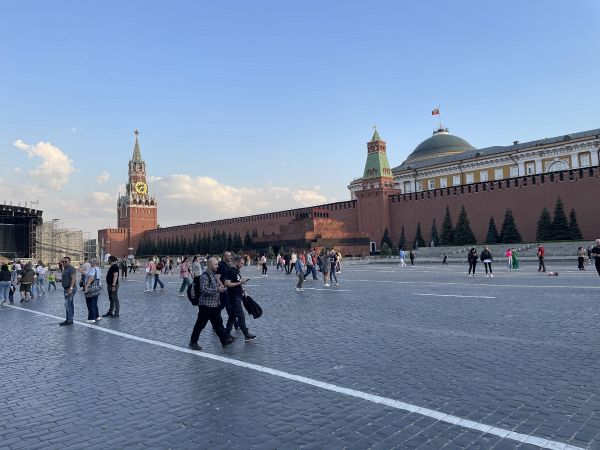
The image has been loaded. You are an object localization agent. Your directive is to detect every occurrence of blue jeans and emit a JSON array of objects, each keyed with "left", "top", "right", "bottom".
[
  {"left": 63, "top": 288, "right": 75, "bottom": 321},
  {"left": 330, "top": 266, "right": 338, "bottom": 284},
  {"left": 145, "top": 273, "right": 153, "bottom": 291},
  {"left": 0, "top": 281, "right": 10, "bottom": 302},
  {"left": 153, "top": 274, "right": 164, "bottom": 289},
  {"left": 179, "top": 276, "right": 191, "bottom": 293},
  {"left": 85, "top": 295, "right": 99, "bottom": 320},
  {"left": 304, "top": 265, "right": 318, "bottom": 280},
  {"left": 36, "top": 276, "right": 46, "bottom": 295}
]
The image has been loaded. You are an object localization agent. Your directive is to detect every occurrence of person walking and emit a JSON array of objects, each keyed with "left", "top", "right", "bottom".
[
  {"left": 19, "top": 263, "right": 35, "bottom": 302},
  {"left": 442, "top": 253, "right": 448, "bottom": 265},
  {"left": 591, "top": 239, "right": 600, "bottom": 278},
  {"left": 321, "top": 250, "right": 331, "bottom": 286},
  {"left": 59, "top": 257, "right": 77, "bottom": 326},
  {"left": 505, "top": 248, "right": 513, "bottom": 270},
  {"left": 35, "top": 262, "right": 47, "bottom": 297},
  {"left": 84, "top": 258, "right": 102, "bottom": 323},
  {"left": 295, "top": 252, "right": 305, "bottom": 291},
  {"left": 409, "top": 249, "right": 415, "bottom": 267},
  {"left": 467, "top": 248, "right": 478, "bottom": 276},
  {"left": 144, "top": 257, "right": 155, "bottom": 292},
  {"left": 102, "top": 255, "right": 120, "bottom": 318},
  {"left": 192, "top": 255, "right": 202, "bottom": 278},
  {"left": 577, "top": 247, "right": 586, "bottom": 271},
  {"left": 47, "top": 272, "right": 57, "bottom": 290},
  {"left": 224, "top": 255, "right": 256, "bottom": 341},
  {"left": 217, "top": 251, "right": 238, "bottom": 334},
  {"left": 399, "top": 249, "right": 407, "bottom": 267},
  {"left": 537, "top": 244, "right": 546, "bottom": 272},
  {"left": 154, "top": 259, "right": 165, "bottom": 291},
  {"left": 304, "top": 251, "right": 318, "bottom": 280},
  {"left": 511, "top": 248, "right": 520, "bottom": 271},
  {"left": 329, "top": 250, "right": 339, "bottom": 286},
  {"left": 0, "top": 264, "right": 11, "bottom": 306},
  {"left": 284, "top": 252, "right": 291, "bottom": 275},
  {"left": 178, "top": 257, "right": 192, "bottom": 297},
  {"left": 188, "top": 257, "right": 235, "bottom": 351},
  {"left": 120, "top": 257, "right": 128, "bottom": 279},
  {"left": 260, "top": 254, "right": 268, "bottom": 276},
  {"left": 480, "top": 246, "right": 494, "bottom": 277}
]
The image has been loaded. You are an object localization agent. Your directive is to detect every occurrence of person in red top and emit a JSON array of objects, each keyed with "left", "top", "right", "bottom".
[{"left": 537, "top": 244, "right": 546, "bottom": 272}]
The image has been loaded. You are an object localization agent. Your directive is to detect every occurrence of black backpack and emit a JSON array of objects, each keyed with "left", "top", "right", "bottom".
[{"left": 187, "top": 275, "right": 201, "bottom": 306}]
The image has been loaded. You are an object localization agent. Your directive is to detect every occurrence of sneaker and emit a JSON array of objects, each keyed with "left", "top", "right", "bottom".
[
  {"left": 245, "top": 334, "right": 257, "bottom": 342},
  {"left": 300, "top": 288, "right": 304, "bottom": 291},
  {"left": 188, "top": 342, "right": 202, "bottom": 351},
  {"left": 95, "top": 317, "right": 102, "bottom": 321},
  {"left": 112, "top": 313, "right": 120, "bottom": 318},
  {"left": 86, "top": 319, "right": 96, "bottom": 323},
  {"left": 144, "top": 290, "right": 150, "bottom": 292},
  {"left": 222, "top": 336, "right": 235, "bottom": 348},
  {"left": 59, "top": 320, "right": 73, "bottom": 326},
  {"left": 490, "top": 274, "right": 494, "bottom": 278},
  {"left": 324, "top": 283, "right": 330, "bottom": 287},
  {"left": 102, "top": 312, "right": 113, "bottom": 318},
  {"left": 1, "top": 300, "right": 5, "bottom": 305},
  {"left": 335, "top": 283, "right": 339, "bottom": 286},
  {"left": 178, "top": 293, "right": 185, "bottom": 297},
  {"left": 296, "top": 288, "right": 301, "bottom": 292}
]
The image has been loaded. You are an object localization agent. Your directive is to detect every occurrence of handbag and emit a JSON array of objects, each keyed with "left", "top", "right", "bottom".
[{"left": 84, "top": 268, "right": 102, "bottom": 299}]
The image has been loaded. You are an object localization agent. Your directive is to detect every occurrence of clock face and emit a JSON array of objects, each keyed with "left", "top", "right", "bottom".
[{"left": 134, "top": 181, "right": 148, "bottom": 194}]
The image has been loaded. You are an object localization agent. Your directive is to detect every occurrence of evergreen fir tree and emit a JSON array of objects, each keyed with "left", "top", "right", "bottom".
[
  {"left": 440, "top": 205, "right": 454, "bottom": 246},
  {"left": 380, "top": 228, "right": 393, "bottom": 249},
  {"left": 252, "top": 229, "right": 258, "bottom": 238},
  {"left": 398, "top": 226, "right": 406, "bottom": 250},
  {"left": 380, "top": 243, "right": 392, "bottom": 256},
  {"left": 499, "top": 208, "right": 522, "bottom": 243},
  {"left": 192, "top": 234, "right": 200, "bottom": 254},
  {"left": 568, "top": 208, "right": 583, "bottom": 240},
  {"left": 430, "top": 219, "right": 440, "bottom": 246},
  {"left": 413, "top": 222, "right": 426, "bottom": 249},
  {"left": 244, "top": 230, "right": 252, "bottom": 249},
  {"left": 227, "top": 232, "right": 233, "bottom": 251},
  {"left": 454, "top": 205, "right": 476, "bottom": 245},
  {"left": 232, "top": 232, "right": 243, "bottom": 252},
  {"left": 550, "top": 197, "right": 570, "bottom": 240},
  {"left": 485, "top": 216, "right": 500, "bottom": 244},
  {"left": 204, "top": 233, "right": 212, "bottom": 254},
  {"left": 535, "top": 207, "right": 552, "bottom": 241}
]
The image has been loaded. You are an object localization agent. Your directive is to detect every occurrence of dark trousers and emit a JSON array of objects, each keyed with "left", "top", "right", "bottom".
[
  {"left": 538, "top": 257, "right": 546, "bottom": 272},
  {"left": 468, "top": 261, "right": 477, "bottom": 275},
  {"left": 284, "top": 263, "right": 291, "bottom": 274},
  {"left": 262, "top": 263, "right": 267, "bottom": 275},
  {"left": 484, "top": 262, "right": 492, "bottom": 274},
  {"left": 190, "top": 305, "right": 228, "bottom": 344},
  {"left": 577, "top": 257, "right": 584, "bottom": 270},
  {"left": 121, "top": 267, "right": 127, "bottom": 278},
  {"left": 226, "top": 296, "right": 248, "bottom": 336},
  {"left": 85, "top": 295, "right": 99, "bottom": 320},
  {"left": 304, "top": 265, "right": 318, "bottom": 280},
  {"left": 595, "top": 263, "right": 600, "bottom": 277},
  {"left": 153, "top": 274, "right": 165, "bottom": 289},
  {"left": 108, "top": 283, "right": 120, "bottom": 314},
  {"left": 219, "top": 292, "right": 238, "bottom": 330}
]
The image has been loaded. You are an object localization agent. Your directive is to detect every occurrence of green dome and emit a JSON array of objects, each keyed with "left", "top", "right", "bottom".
[{"left": 404, "top": 128, "right": 474, "bottom": 164}]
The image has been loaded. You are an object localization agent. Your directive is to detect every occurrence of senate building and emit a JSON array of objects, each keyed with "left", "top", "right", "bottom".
[{"left": 99, "top": 125, "right": 600, "bottom": 257}]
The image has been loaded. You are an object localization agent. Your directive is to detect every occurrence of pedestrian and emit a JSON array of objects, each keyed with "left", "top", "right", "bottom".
[
  {"left": 467, "top": 247, "right": 478, "bottom": 277},
  {"left": 577, "top": 247, "right": 586, "bottom": 270},
  {"left": 260, "top": 254, "right": 268, "bottom": 276},
  {"left": 399, "top": 248, "right": 406, "bottom": 267},
  {"left": 83, "top": 258, "right": 102, "bottom": 323},
  {"left": 154, "top": 259, "right": 165, "bottom": 291},
  {"left": 295, "top": 252, "right": 305, "bottom": 291},
  {"left": 480, "top": 246, "right": 494, "bottom": 277},
  {"left": 47, "top": 271, "right": 57, "bottom": 290},
  {"left": 304, "top": 250, "right": 318, "bottom": 280},
  {"left": 120, "top": 257, "right": 128, "bottom": 279},
  {"left": 59, "top": 257, "right": 77, "bottom": 326},
  {"left": 188, "top": 257, "right": 235, "bottom": 351},
  {"left": 217, "top": 251, "right": 238, "bottom": 335},
  {"left": 511, "top": 248, "right": 520, "bottom": 271},
  {"left": 276, "top": 253, "right": 283, "bottom": 271},
  {"left": 284, "top": 252, "right": 291, "bottom": 275},
  {"left": 80, "top": 257, "right": 91, "bottom": 290},
  {"left": 590, "top": 239, "right": 600, "bottom": 278},
  {"left": 224, "top": 255, "right": 256, "bottom": 341},
  {"left": 505, "top": 248, "right": 513, "bottom": 271},
  {"left": 102, "top": 255, "right": 120, "bottom": 318},
  {"left": 537, "top": 244, "right": 546, "bottom": 272},
  {"left": 329, "top": 250, "right": 339, "bottom": 286},
  {"left": 442, "top": 253, "right": 448, "bottom": 265},
  {"left": 0, "top": 264, "right": 11, "bottom": 306},
  {"left": 587, "top": 245, "right": 593, "bottom": 266},
  {"left": 336, "top": 251, "right": 342, "bottom": 273},
  {"left": 144, "top": 257, "right": 155, "bottom": 292},
  {"left": 192, "top": 255, "right": 202, "bottom": 278},
  {"left": 178, "top": 256, "right": 192, "bottom": 297},
  {"left": 321, "top": 250, "right": 331, "bottom": 286},
  {"left": 409, "top": 249, "right": 415, "bottom": 267},
  {"left": 35, "top": 262, "right": 47, "bottom": 297},
  {"left": 19, "top": 263, "right": 35, "bottom": 302}
]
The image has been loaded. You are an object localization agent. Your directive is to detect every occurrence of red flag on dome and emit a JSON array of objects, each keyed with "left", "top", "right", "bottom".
[{"left": 431, "top": 107, "right": 440, "bottom": 116}]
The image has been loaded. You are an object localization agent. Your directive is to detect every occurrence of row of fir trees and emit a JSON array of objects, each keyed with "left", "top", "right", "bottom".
[{"left": 136, "top": 229, "right": 259, "bottom": 256}]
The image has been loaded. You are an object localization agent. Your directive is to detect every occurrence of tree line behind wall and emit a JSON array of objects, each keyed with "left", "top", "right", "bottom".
[{"left": 380, "top": 197, "right": 583, "bottom": 253}]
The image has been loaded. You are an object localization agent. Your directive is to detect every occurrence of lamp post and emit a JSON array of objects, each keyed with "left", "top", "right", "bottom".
[{"left": 51, "top": 219, "right": 60, "bottom": 264}]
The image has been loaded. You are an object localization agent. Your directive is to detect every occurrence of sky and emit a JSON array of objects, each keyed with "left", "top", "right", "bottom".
[{"left": 1, "top": 0, "right": 599, "bottom": 236}]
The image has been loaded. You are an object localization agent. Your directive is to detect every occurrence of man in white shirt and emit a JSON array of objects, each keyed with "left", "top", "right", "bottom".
[{"left": 35, "top": 263, "right": 47, "bottom": 297}]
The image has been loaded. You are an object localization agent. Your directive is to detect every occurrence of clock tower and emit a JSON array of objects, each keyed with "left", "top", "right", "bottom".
[{"left": 116, "top": 131, "right": 158, "bottom": 253}]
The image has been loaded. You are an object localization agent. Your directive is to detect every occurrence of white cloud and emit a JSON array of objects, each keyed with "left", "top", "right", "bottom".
[
  {"left": 13, "top": 139, "right": 75, "bottom": 190},
  {"left": 150, "top": 174, "right": 329, "bottom": 227},
  {"left": 96, "top": 170, "right": 110, "bottom": 184}
]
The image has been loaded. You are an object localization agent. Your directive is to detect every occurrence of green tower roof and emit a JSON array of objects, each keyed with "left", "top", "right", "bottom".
[
  {"left": 370, "top": 128, "right": 382, "bottom": 142},
  {"left": 363, "top": 151, "right": 392, "bottom": 179},
  {"left": 132, "top": 135, "right": 142, "bottom": 162}
]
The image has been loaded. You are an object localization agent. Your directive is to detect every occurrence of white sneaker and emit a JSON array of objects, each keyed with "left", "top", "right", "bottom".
[
  {"left": 178, "top": 293, "right": 185, "bottom": 297},
  {"left": 300, "top": 288, "right": 304, "bottom": 291},
  {"left": 145, "top": 290, "right": 150, "bottom": 292},
  {"left": 86, "top": 319, "right": 96, "bottom": 323},
  {"left": 95, "top": 317, "right": 101, "bottom": 321},
  {"left": 490, "top": 274, "right": 494, "bottom": 277},
  {"left": 335, "top": 283, "right": 339, "bottom": 286},
  {"left": 296, "top": 288, "right": 301, "bottom": 291},
  {"left": 324, "top": 283, "right": 330, "bottom": 286}
]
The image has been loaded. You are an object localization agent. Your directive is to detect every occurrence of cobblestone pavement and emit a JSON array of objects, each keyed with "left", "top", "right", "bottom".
[{"left": 2, "top": 261, "right": 600, "bottom": 449}]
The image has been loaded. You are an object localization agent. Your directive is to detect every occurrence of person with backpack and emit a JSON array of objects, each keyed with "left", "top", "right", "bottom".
[
  {"left": 480, "top": 246, "right": 494, "bottom": 277},
  {"left": 188, "top": 257, "right": 235, "bottom": 351}
]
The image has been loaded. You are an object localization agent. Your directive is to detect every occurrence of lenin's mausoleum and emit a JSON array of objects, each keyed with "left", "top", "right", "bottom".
[{"left": 99, "top": 126, "right": 600, "bottom": 257}]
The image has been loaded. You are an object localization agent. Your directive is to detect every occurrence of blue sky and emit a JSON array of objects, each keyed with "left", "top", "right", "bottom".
[{"left": 1, "top": 0, "right": 599, "bottom": 234}]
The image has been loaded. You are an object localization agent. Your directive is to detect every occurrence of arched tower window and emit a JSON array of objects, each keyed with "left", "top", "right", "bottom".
[{"left": 546, "top": 160, "right": 568, "bottom": 172}]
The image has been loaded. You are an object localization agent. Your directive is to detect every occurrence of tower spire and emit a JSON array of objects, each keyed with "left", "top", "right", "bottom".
[
  {"left": 132, "top": 129, "right": 142, "bottom": 162},
  {"left": 370, "top": 125, "right": 382, "bottom": 142}
]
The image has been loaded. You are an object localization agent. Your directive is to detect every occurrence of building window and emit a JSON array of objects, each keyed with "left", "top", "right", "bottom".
[
  {"left": 526, "top": 163, "right": 535, "bottom": 175},
  {"left": 510, "top": 166, "right": 519, "bottom": 177},
  {"left": 440, "top": 177, "right": 447, "bottom": 188},
  {"left": 453, "top": 175, "right": 461, "bottom": 186},
  {"left": 547, "top": 160, "right": 569, "bottom": 172},
  {"left": 465, "top": 173, "right": 474, "bottom": 184},
  {"left": 428, "top": 179, "right": 435, "bottom": 189},
  {"left": 494, "top": 168, "right": 503, "bottom": 180},
  {"left": 580, "top": 153, "right": 590, "bottom": 167},
  {"left": 403, "top": 181, "right": 412, "bottom": 193},
  {"left": 415, "top": 181, "right": 423, "bottom": 192},
  {"left": 480, "top": 171, "right": 488, "bottom": 182}
]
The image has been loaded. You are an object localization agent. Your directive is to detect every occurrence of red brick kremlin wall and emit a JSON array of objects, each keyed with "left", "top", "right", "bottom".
[{"left": 388, "top": 167, "right": 600, "bottom": 246}]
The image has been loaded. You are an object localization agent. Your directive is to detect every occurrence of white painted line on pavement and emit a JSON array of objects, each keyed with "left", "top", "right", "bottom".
[
  {"left": 6, "top": 304, "right": 583, "bottom": 450},
  {"left": 348, "top": 279, "right": 600, "bottom": 290},
  {"left": 413, "top": 293, "right": 496, "bottom": 299},
  {"left": 302, "top": 287, "right": 352, "bottom": 292}
]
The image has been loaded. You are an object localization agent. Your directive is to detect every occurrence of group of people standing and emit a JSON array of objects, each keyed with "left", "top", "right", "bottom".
[{"left": 0, "top": 260, "right": 60, "bottom": 305}]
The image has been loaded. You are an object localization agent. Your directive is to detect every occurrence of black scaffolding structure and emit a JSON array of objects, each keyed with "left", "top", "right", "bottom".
[{"left": 0, "top": 204, "right": 43, "bottom": 259}]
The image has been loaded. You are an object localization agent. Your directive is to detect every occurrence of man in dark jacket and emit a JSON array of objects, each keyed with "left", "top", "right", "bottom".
[
  {"left": 224, "top": 255, "right": 256, "bottom": 341},
  {"left": 218, "top": 251, "right": 238, "bottom": 334},
  {"left": 19, "top": 263, "right": 35, "bottom": 302}
]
